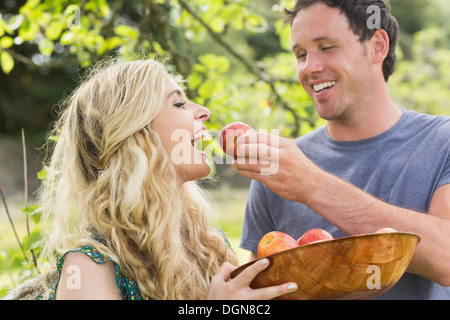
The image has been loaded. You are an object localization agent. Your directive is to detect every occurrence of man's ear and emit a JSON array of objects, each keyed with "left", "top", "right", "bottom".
[{"left": 369, "top": 29, "right": 390, "bottom": 65}]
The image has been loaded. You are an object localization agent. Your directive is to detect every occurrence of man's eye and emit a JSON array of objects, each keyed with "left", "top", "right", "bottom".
[
  {"left": 322, "top": 46, "right": 335, "bottom": 51},
  {"left": 297, "top": 52, "right": 306, "bottom": 60},
  {"left": 174, "top": 101, "right": 186, "bottom": 108}
]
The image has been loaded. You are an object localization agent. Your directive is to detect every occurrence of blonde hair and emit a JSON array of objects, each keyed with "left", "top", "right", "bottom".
[{"left": 39, "top": 58, "right": 238, "bottom": 299}]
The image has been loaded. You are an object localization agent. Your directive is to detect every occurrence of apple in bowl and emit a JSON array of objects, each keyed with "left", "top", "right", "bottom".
[
  {"left": 257, "top": 231, "right": 299, "bottom": 258},
  {"left": 297, "top": 228, "right": 334, "bottom": 246}
]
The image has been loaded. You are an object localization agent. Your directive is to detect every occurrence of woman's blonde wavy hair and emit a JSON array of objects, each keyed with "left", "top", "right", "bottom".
[{"left": 39, "top": 58, "right": 238, "bottom": 300}]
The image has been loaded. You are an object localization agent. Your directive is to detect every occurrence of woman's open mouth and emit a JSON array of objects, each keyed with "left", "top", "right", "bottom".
[{"left": 191, "top": 130, "right": 207, "bottom": 154}]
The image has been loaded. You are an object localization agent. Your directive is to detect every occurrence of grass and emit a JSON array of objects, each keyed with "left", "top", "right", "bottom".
[
  {"left": 208, "top": 186, "right": 251, "bottom": 264},
  {"left": 0, "top": 213, "right": 33, "bottom": 292}
]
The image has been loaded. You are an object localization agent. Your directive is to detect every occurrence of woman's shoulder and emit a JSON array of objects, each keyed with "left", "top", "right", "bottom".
[
  {"left": 38, "top": 246, "right": 142, "bottom": 300},
  {"left": 56, "top": 247, "right": 123, "bottom": 300}
]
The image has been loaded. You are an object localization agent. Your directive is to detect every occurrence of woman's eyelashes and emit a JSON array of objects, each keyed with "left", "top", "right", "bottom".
[{"left": 174, "top": 101, "right": 187, "bottom": 109}]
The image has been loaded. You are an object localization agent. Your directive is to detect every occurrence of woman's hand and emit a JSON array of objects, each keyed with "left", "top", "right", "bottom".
[{"left": 207, "top": 259, "right": 298, "bottom": 300}]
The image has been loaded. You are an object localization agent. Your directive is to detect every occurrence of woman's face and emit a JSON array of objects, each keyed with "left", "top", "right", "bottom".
[{"left": 152, "top": 77, "right": 211, "bottom": 183}]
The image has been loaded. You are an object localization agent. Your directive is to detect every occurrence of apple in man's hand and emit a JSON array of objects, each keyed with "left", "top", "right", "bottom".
[
  {"left": 297, "top": 228, "right": 334, "bottom": 246},
  {"left": 257, "top": 231, "right": 299, "bottom": 258},
  {"left": 219, "top": 122, "right": 255, "bottom": 159}
]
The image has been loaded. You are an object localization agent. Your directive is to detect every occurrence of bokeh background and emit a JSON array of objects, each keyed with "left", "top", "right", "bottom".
[{"left": 1, "top": 0, "right": 449, "bottom": 296}]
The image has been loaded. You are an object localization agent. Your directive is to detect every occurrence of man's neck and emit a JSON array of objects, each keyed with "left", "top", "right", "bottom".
[{"left": 326, "top": 91, "right": 402, "bottom": 142}]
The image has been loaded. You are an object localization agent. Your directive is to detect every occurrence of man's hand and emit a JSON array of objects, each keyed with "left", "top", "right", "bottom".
[
  {"left": 233, "top": 132, "right": 321, "bottom": 204},
  {"left": 233, "top": 132, "right": 450, "bottom": 287}
]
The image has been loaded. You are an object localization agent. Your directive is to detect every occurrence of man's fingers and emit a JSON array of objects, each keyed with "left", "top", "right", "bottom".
[
  {"left": 234, "top": 132, "right": 282, "bottom": 175},
  {"left": 235, "top": 143, "right": 278, "bottom": 163},
  {"left": 236, "top": 132, "right": 282, "bottom": 148}
]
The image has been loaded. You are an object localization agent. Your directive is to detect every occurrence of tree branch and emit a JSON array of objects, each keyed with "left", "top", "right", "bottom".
[
  {"left": 148, "top": 0, "right": 189, "bottom": 77},
  {"left": 178, "top": 0, "right": 262, "bottom": 78},
  {"left": 103, "top": 0, "right": 125, "bottom": 38},
  {"left": 0, "top": 185, "right": 29, "bottom": 264},
  {"left": 178, "top": 0, "right": 304, "bottom": 136},
  {"left": 6, "top": 49, "right": 79, "bottom": 70}
]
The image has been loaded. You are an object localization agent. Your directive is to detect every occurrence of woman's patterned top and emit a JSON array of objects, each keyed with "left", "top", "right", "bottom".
[{"left": 38, "top": 246, "right": 142, "bottom": 300}]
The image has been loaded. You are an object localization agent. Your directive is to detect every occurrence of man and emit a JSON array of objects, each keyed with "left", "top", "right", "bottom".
[{"left": 235, "top": 0, "right": 450, "bottom": 299}]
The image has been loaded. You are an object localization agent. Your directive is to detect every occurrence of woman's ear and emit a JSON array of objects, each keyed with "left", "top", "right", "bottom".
[{"left": 370, "top": 29, "right": 390, "bottom": 65}]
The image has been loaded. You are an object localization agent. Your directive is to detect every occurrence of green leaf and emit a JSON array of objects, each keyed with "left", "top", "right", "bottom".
[
  {"left": 37, "top": 167, "right": 47, "bottom": 180},
  {"left": 152, "top": 41, "right": 165, "bottom": 55},
  {"left": 48, "top": 134, "right": 59, "bottom": 141},
  {"left": 245, "top": 13, "right": 267, "bottom": 33},
  {"left": 45, "top": 20, "right": 66, "bottom": 40},
  {"left": 22, "top": 229, "right": 42, "bottom": 251},
  {"left": 114, "top": 25, "right": 139, "bottom": 40},
  {"left": 0, "top": 13, "right": 14, "bottom": 36},
  {"left": 198, "top": 80, "right": 215, "bottom": 98},
  {"left": 0, "top": 37, "right": 13, "bottom": 49},
  {"left": 103, "top": 36, "right": 124, "bottom": 51},
  {"left": 19, "top": 0, "right": 40, "bottom": 13},
  {"left": 21, "top": 205, "right": 42, "bottom": 224},
  {"left": 60, "top": 31, "right": 74, "bottom": 45},
  {"left": 38, "top": 37, "right": 54, "bottom": 56},
  {"left": 275, "top": 20, "right": 292, "bottom": 52},
  {"left": 198, "top": 54, "right": 230, "bottom": 73},
  {"left": 0, "top": 50, "right": 14, "bottom": 74},
  {"left": 17, "top": 19, "right": 39, "bottom": 42},
  {"left": 188, "top": 72, "right": 203, "bottom": 89}
]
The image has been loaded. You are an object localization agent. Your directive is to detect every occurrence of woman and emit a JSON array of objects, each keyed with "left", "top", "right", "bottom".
[{"left": 38, "top": 58, "right": 297, "bottom": 300}]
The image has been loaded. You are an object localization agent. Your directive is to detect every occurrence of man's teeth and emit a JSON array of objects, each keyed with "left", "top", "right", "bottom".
[{"left": 313, "top": 81, "right": 336, "bottom": 93}]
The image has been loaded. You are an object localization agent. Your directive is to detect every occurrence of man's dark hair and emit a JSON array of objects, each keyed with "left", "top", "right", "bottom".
[{"left": 284, "top": 0, "right": 399, "bottom": 81}]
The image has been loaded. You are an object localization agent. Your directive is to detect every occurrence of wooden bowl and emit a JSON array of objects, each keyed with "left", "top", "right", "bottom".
[{"left": 231, "top": 232, "right": 420, "bottom": 300}]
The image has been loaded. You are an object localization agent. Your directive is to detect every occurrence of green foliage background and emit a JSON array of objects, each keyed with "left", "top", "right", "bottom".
[{"left": 0, "top": 0, "right": 449, "bottom": 297}]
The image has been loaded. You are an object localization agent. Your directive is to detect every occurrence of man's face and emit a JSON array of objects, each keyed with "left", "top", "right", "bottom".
[{"left": 291, "top": 3, "right": 374, "bottom": 122}]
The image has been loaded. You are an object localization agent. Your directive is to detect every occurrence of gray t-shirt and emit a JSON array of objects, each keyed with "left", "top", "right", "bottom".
[{"left": 240, "top": 109, "right": 450, "bottom": 300}]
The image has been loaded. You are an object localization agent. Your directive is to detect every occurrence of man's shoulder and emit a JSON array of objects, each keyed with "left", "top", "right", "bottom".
[
  {"left": 404, "top": 110, "right": 450, "bottom": 143},
  {"left": 294, "top": 125, "right": 327, "bottom": 146},
  {"left": 405, "top": 109, "right": 450, "bottom": 128}
]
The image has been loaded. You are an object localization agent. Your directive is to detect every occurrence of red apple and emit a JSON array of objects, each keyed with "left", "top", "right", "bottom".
[
  {"left": 375, "top": 227, "right": 397, "bottom": 233},
  {"left": 297, "top": 228, "right": 334, "bottom": 246},
  {"left": 219, "top": 122, "right": 255, "bottom": 159},
  {"left": 257, "top": 231, "right": 299, "bottom": 258}
]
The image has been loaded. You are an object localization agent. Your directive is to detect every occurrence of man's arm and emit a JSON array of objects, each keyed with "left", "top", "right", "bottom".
[
  {"left": 304, "top": 169, "right": 450, "bottom": 286},
  {"left": 234, "top": 133, "right": 450, "bottom": 286}
]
